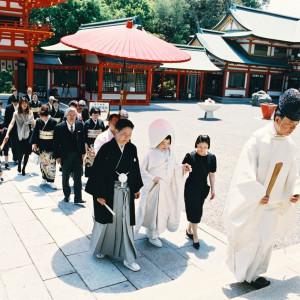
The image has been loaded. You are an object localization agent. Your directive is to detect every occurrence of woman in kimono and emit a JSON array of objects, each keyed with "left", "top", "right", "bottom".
[
  {"left": 83, "top": 107, "right": 105, "bottom": 177},
  {"left": 29, "top": 92, "right": 42, "bottom": 119},
  {"left": 50, "top": 99, "right": 64, "bottom": 124},
  {"left": 182, "top": 135, "right": 216, "bottom": 249},
  {"left": 30, "top": 105, "right": 57, "bottom": 189},
  {"left": 4, "top": 97, "right": 34, "bottom": 176},
  {"left": 85, "top": 119, "right": 143, "bottom": 272},
  {"left": 135, "top": 119, "right": 191, "bottom": 248}
]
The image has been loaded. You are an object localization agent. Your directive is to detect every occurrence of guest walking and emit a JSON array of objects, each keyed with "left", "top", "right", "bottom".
[
  {"left": 78, "top": 100, "right": 89, "bottom": 123},
  {"left": 53, "top": 107, "right": 86, "bottom": 204},
  {"left": 182, "top": 135, "right": 216, "bottom": 249},
  {"left": 4, "top": 96, "right": 20, "bottom": 164},
  {"left": 30, "top": 105, "right": 57, "bottom": 189},
  {"left": 83, "top": 107, "right": 105, "bottom": 177},
  {"left": 50, "top": 99, "right": 64, "bottom": 123},
  {"left": 24, "top": 86, "right": 33, "bottom": 102},
  {"left": 5, "top": 97, "right": 35, "bottom": 175},
  {"left": 7, "top": 88, "right": 19, "bottom": 105},
  {"left": 0, "top": 122, "right": 10, "bottom": 181},
  {"left": 29, "top": 92, "right": 42, "bottom": 119}
]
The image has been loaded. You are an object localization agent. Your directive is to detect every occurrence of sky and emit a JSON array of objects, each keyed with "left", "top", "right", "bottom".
[{"left": 266, "top": 0, "right": 300, "bottom": 18}]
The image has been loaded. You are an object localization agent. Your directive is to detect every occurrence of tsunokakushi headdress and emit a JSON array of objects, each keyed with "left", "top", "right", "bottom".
[{"left": 148, "top": 119, "right": 175, "bottom": 148}]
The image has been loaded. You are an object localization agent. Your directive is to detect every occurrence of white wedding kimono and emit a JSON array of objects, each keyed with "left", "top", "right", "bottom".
[
  {"left": 135, "top": 148, "right": 187, "bottom": 237},
  {"left": 224, "top": 124, "right": 300, "bottom": 283}
]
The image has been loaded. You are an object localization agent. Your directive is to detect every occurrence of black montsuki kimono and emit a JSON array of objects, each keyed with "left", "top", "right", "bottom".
[
  {"left": 83, "top": 118, "right": 105, "bottom": 177},
  {"left": 30, "top": 117, "right": 57, "bottom": 182},
  {"left": 29, "top": 100, "right": 42, "bottom": 119},
  {"left": 85, "top": 138, "right": 143, "bottom": 225},
  {"left": 50, "top": 108, "right": 64, "bottom": 124}
]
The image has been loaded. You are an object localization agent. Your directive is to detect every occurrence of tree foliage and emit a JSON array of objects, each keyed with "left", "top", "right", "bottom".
[
  {"left": 0, "top": 70, "right": 14, "bottom": 93},
  {"left": 29, "top": 0, "right": 268, "bottom": 46},
  {"left": 30, "top": 0, "right": 113, "bottom": 46}
]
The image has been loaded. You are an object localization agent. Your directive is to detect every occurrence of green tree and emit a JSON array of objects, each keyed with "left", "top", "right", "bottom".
[
  {"left": 103, "top": 0, "right": 155, "bottom": 32},
  {"left": 0, "top": 70, "right": 14, "bottom": 93},
  {"left": 188, "top": 0, "right": 268, "bottom": 34},
  {"left": 152, "top": 0, "right": 190, "bottom": 44},
  {"left": 29, "top": 0, "right": 112, "bottom": 47}
]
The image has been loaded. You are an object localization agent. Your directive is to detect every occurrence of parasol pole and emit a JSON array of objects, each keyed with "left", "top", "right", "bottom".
[{"left": 119, "top": 59, "right": 126, "bottom": 119}]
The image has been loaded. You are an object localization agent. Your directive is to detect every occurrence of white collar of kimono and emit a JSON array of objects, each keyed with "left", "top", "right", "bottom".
[
  {"left": 268, "top": 124, "right": 286, "bottom": 140},
  {"left": 116, "top": 140, "right": 125, "bottom": 153}
]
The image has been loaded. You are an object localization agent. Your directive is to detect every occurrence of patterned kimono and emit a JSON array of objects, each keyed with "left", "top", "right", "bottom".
[
  {"left": 30, "top": 117, "right": 57, "bottom": 182},
  {"left": 83, "top": 118, "right": 105, "bottom": 177}
]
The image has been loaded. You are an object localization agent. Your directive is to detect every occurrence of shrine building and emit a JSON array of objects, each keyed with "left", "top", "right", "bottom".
[
  {"left": 0, "top": 0, "right": 68, "bottom": 94},
  {"left": 189, "top": 4, "right": 300, "bottom": 99}
]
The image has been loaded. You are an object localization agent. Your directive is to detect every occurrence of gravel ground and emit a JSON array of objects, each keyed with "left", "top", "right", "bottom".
[{"left": 111, "top": 101, "right": 300, "bottom": 248}]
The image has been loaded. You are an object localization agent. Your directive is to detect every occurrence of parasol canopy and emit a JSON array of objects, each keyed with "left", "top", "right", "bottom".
[
  {"left": 61, "top": 21, "right": 191, "bottom": 63},
  {"left": 61, "top": 20, "right": 191, "bottom": 116}
]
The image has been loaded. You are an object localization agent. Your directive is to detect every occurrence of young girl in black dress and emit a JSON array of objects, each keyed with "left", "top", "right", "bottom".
[{"left": 182, "top": 135, "right": 216, "bottom": 249}]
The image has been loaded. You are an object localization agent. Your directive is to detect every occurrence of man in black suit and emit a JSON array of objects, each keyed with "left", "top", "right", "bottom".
[
  {"left": 53, "top": 107, "right": 86, "bottom": 204},
  {"left": 24, "top": 87, "right": 33, "bottom": 102},
  {"left": 4, "top": 97, "right": 20, "bottom": 164},
  {"left": 7, "top": 88, "right": 19, "bottom": 105}
]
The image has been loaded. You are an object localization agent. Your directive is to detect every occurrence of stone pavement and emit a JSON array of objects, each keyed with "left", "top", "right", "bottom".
[{"left": 1, "top": 101, "right": 300, "bottom": 299}]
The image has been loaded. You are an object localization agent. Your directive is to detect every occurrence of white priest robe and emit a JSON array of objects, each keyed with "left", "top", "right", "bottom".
[
  {"left": 135, "top": 148, "right": 187, "bottom": 236},
  {"left": 224, "top": 124, "right": 300, "bottom": 283}
]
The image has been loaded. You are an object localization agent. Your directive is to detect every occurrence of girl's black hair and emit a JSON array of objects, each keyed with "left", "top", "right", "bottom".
[{"left": 194, "top": 135, "right": 210, "bottom": 149}]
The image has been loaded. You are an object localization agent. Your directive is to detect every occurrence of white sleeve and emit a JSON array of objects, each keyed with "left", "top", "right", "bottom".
[
  {"left": 141, "top": 151, "right": 155, "bottom": 182},
  {"left": 94, "top": 135, "right": 106, "bottom": 155}
]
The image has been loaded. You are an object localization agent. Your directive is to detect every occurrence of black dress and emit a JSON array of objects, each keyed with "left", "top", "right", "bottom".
[
  {"left": 182, "top": 151, "right": 216, "bottom": 223},
  {"left": 83, "top": 118, "right": 105, "bottom": 177}
]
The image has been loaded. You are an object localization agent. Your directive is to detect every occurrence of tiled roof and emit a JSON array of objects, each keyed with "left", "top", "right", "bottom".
[
  {"left": 41, "top": 43, "right": 79, "bottom": 53},
  {"left": 194, "top": 30, "right": 292, "bottom": 68},
  {"left": 34, "top": 53, "right": 84, "bottom": 66},
  {"left": 213, "top": 5, "right": 300, "bottom": 43},
  {"left": 159, "top": 45, "right": 220, "bottom": 72}
]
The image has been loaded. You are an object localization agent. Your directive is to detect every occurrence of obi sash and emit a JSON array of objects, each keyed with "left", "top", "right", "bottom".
[
  {"left": 39, "top": 130, "right": 54, "bottom": 140},
  {"left": 31, "top": 107, "right": 40, "bottom": 113},
  {"left": 88, "top": 129, "right": 102, "bottom": 139},
  {"left": 54, "top": 117, "right": 61, "bottom": 123}
]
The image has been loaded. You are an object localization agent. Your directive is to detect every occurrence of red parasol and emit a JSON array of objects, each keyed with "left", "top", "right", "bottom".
[{"left": 61, "top": 21, "right": 191, "bottom": 114}]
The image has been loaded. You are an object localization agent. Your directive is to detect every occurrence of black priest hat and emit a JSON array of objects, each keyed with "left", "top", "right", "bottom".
[{"left": 278, "top": 88, "right": 300, "bottom": 121}]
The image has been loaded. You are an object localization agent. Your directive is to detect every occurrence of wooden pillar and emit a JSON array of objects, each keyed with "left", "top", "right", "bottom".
[
  {"left": 27, "top": 47, "right": 34, "bottom": 88},
  {"left": 98, "top": 62, "right": 103, "bottom": 100},
  {"left": 161, "top": 71, "right": 164, "bottom": 92},
  {"left": 176, "top": 71, "right": 180, "bottom": 100},
  {"left": 146, "top": 68, "right": 152, "bottom": 105},
  {"left": 264, "top": 73, "right": 269, "bottom": 92},
  {"left": 245, "top": 70, "right": 251, "bottom": 98},
  {"left": 222, "top": 71, "right": 227, "bottom": 97},
  {"left": 199, "top": 72, "right": 204, "bottom": 100},
  {"left": 184, "top": 74, "right": 187, "bottom": 99}
]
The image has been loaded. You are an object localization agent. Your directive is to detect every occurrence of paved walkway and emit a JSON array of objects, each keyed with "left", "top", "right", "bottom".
[{"left": 0, "top": 102, "right": 300, "bottom": 299}]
